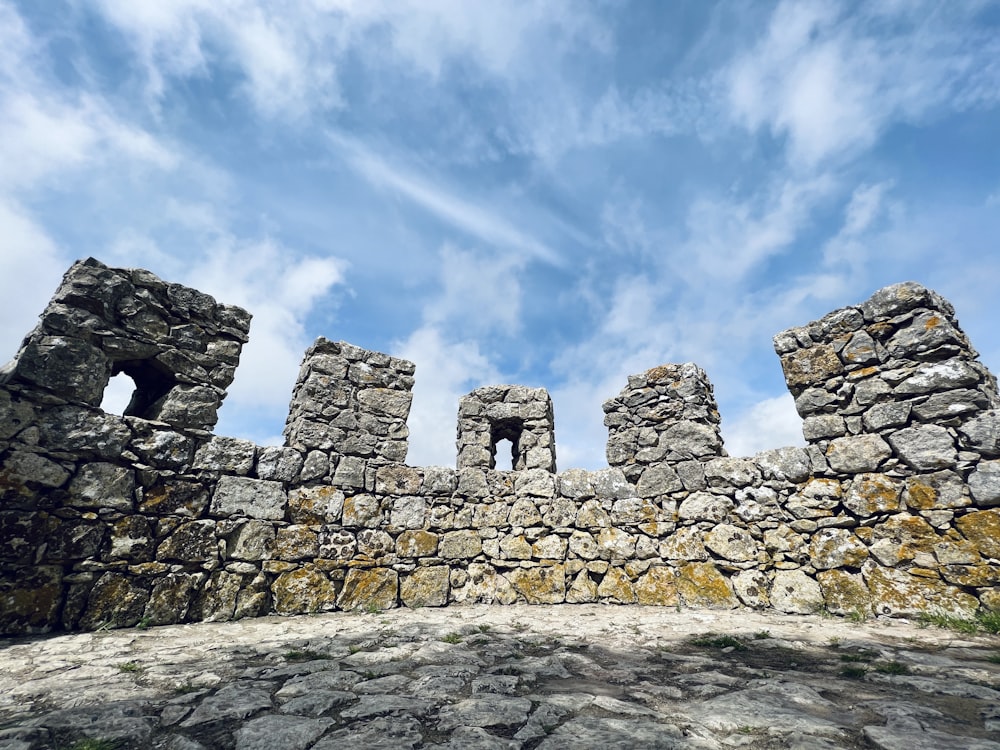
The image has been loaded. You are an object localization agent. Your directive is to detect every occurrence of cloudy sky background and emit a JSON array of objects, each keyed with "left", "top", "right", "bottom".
[{"left": 2, "top": 0, "right": 999, "bottom": 469}]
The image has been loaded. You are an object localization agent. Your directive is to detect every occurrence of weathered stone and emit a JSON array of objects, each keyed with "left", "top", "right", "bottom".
[
  {"left": 894, "top": 359, "right": 982, "bottom": 395},
  {"left": 864, "top": 562, "right": 978, "bottom": 618},
  {"left": 211, "top": 476, "right": 287, "bottom": 520},
  {"left": 255, "top": 446, "right": 304, "bottom": 482},
  {"left": 864, "top": 401, "right": 912, "bottom": 432},
  {"left": 868, "top": 514, "right": 939, "bottom": 567},
  {"left": 1, "top": 451, "right": 71, "bottom": 489},
  {"left": 731, "top": 569, "right": 769, "bottom": 608},
  {"left": 968, "top": 461, "right": 1000, "bottom": 506},
  {"left": 542, "top": 497, "right": 578, "bottom": 528},
  {"left": 139, "top": 480, "right": 209, "bottom": 517},
  {"left": 515, "top": 469, "right": 556, "bottom": 498},
  {"left": 576, "top": 500, "right": 610, "bottom": 528},
  {"left": 770, "top": 570, "right": 824, "bottom": 614},
  {"left": 888, "top": 425, "right": 957, "bottom": 471},
  {"left": 144, "top": 573, "right": 202, "bottom": 625},
  {"left": 274, "top": 525, "right": 319, "bottom": 560},
  {"left": 396, "top": 530, "right": 438, "bottom": 558},
  {"left": 288, "top": 485, "right": 344, "bottom": 524},
  {"left": 660, "top": 526, "right": 707, "bottom": 561},
  {"left": 590, "top": 469, "right": 633, "bottom": 499},
  {"left": 816, "top": 569, "right": 871, "bottom": 617},
  {"left": 635, "top": 464, "right": 682, "bottom": 497},
  {"left": 390, "top": 497, "right": 426, "bottom": 529},
  {"left": 507, "top": 498, "right": 542, "bottom": 526},
  {"left": 803, "top": 415, "right": 846, "bottom": 440},
  {"left": 704, "top": 458, "right": 760, "bottom": 488},
  {"left": 440, "top": 530, "right": 482, "bottom": 559},
  {"left": 531, "top": 535, "right": 567, "bottom": 560},
  {"left": 660, "top": 421, "right": 723, "bottom": 459},
  {"left": 68, "top": 462, "right": 135, "bottom": 512},
  {"left": 704, "top": 524, "right": 759, "bottom": 562},
  {"left": 356, "top": 529, "right": 394, "bottom": 559},
  {"left": 597, "top": 528, "right": 636, "bottom": 560},
  {"left": 566, "top": 570, "right": 598, "bottom": 603},
  {"left": 318, "top": 528, "right": 356, "bottom": 560},
  {"left": 677, "top": 492, "right": 733, "bottom": 522},
  {"left": 958, "top": 410, "right": 1000, "bottom": 456},
  {"left": 400, "top": 566, "right": 449, "bottom": 607},
  {"left": 0, "top": 566, "right": 62, "bottom": 632},
  {"left": 273, "top": 565, "right": 338, "bottom": 614},
  {"left": 843, "top": 473, "right": 901, "bottom": 517},
  {"left": 158, "top": 520, "right": 218, "bottom": 564},
  {"left": 193, "top": 436, "right": 256, "bottom": 474},
  {"left": 375, "top": 465, "right": 422, "bottom": 495},
  {"left": 597, "top": 567, "right": 636, "bottom": 603},
  {"left": 506, "top": 565, "right": 565, "bottom": 604},
  {"left": 342, "top": 494, "right": 381, "bottom": 527},
  {"left": 634, "top": 566, "right": 678, "bottom": 606},
  {"left": 809, "top": 528, "right": 868, "bottom": 569},
  {"left": 955, "top": 510, "right": 1000, "bottom": 559},
  {"left": 902, "top": 471, "right": 969, "bottom": 510},
  {"left": 755, "top": 447, "right": 811, "bottom": 483},
  {"left": 825, "top": 435, "right": 892, "bottom": 474},
  {"left": 226, "top": 520, "right": 275, "bottom": 561},
  {"left": 675, "top": 562, "right": 736, "bottom": 608},
  {"left": 337, "top": 567, "right": 398, "bottom": 611},
  {"left": 233, "top": 715, "right": 334, "bottom": 750},
  {"left": 79, "top": 572, "right": 149, "bottom": 629},
  {"left": 109, "top": 515, "right": 155, "bottom": 560}
]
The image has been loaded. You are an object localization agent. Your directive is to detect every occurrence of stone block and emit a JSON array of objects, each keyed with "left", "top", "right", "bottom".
[
  {"left": 888, "top": 425, "right": 957, "bottom": 471},
  {"left": 273, "top": 565, "right": 339, "bottom": 614},
  {"left": 401, "top": 566, "right": 449, "bottom": 608},
  {"left": 337, "top": 567, "right": 398, "bottom": 611}
]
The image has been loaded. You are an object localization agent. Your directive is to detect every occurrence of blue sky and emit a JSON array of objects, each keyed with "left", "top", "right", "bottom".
[{"left": 2, "top": 0, "right": 999, "bottom": 469}]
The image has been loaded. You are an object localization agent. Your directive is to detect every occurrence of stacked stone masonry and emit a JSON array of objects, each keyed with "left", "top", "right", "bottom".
[{"left": 3, "top": 259, "right": 1000, "bottom": 635}]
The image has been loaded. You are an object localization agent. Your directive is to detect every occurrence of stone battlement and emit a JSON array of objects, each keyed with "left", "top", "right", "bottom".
[{"left": 2, "top": 258, "right": 1000, "bottom": 634}]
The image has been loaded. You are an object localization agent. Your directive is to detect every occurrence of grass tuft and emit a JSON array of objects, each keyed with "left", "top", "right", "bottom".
[
  {"left": 116, "top": 661, "right": 143, "bottom": 673},
  {"left": 689, "top": 633, "right": 747, "bottom": 651},
  {"left": 441, "top": 632, "right": 463, "bottom": 644}
]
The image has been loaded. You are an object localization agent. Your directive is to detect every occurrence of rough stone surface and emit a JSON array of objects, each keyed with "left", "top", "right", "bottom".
[{"left": 5, "top": 605, "right": 1000, "bottom": 750}]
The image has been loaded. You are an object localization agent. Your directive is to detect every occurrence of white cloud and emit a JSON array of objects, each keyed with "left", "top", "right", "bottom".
[
  {"left": 726, "top": 0, "right": 1000, "bottom": 166},
  {"left": 393, "top": 325, "right": 503, "bottom": 466},
  {"left": 721, "top": 393, "right": 804, "bottom": 457},
  {"left": 332, "top": 134, "right": 560, "bottom": 264},
  {"left": 0, "top": 200, "right": 67, "bottom": 361},
  {"left": 424, "top": 244, "right": 523, "bottom": 336}
]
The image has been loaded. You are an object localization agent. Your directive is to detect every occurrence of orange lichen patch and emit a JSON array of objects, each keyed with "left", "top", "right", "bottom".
[
  {"left": 273, "top": 564, "right": 339, "bottom": 614},
  {"left": 780, "top": 344, "right": 843, "bottom": 388},
  {"left": 941, "top": 564, "right": 1000, "bottom": 587},
  {"left": 816, "top": 569, "right": 871, "bottom": 617},
  {"left": 597, "top": 567, "right": 637, "bottom": 603},
  {"left": 400, "top": 566, "right": 449, "bottom": 608},
  {"left": 903, "top": 480, "right": 937, "bottom": 510},
  {"left": 846, "top": 366, "right": 881, "bottom": 381},
  {"left": 645, "top": 365, "right": 675, "bottom": 383},
  {"left": 955, "top": 510, "right": 1000, "bottom": 559},
  {"left": 844, "top": 474, "right": 901, "bottom": 517},
  {"left": 337, "top": 567, "right": 397, "bottom": 611},
  {"left": 864, "top": 564, "right": 977, "bottom": 618},
  {"left": 924, "top": 315, "right": 942, "bottom": 330},
  {"left": 675, "top": 562, "right": 736, "bottom": 608},
  {"left": 635, "top": 566, "right": 679, "bottom": 606},
  {"left": 507, "top": 564, "right": 566, "bottom": 604},
  {"left": 396, "top": 530, "right": 439, "bottom": 557}
]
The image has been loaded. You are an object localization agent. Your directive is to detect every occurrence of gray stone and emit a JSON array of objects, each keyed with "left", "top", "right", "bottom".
[
  {"left": 181, "top": 683, "right": 274, "bottom": 727},
  {"left": 233, "top": 715, "right": 333, "bottom": 750},
  {"left": 678, "top": 492, "right": 733, "bottom": 523},
  {"left": 969, "top": 461, "right": 1000, "bottom": 506},
  {"left": 2, "top": 451, "right": 71, "bottom": 488},
  {"left": 704, "top": 524, "right": 759, "bottom": 562},
  {"left": 256, "top": 446, "right": 304, "bottom": 482},
  {"left": 211, "top": 476, "right": 287, "bottom": 520},
  {"left": 958, "top": 410, "right": 1000, "bottom": 456},
  {"left": 635, "top": 464, "right": 683, "bottom": 497},
  {"left": 68, "top": 462, "right": 135, "bottom": 511},
  {"left": 754, "top": 447, "right": 811, "bottom": 483},
  {"left": 770, "top": 570, "right": 824, "bottom": 614},
  {"left": 194, "top": 436, "right": 257, "bottom": 474},
  {"left": 438, "top": 695, "right": 532, "bottom": 730},
  {"left": 888, "top": 424, "right": 957, "bottom": 470},
  {"left": 825, "top": 435, "right": 892, "bottom": 474}
]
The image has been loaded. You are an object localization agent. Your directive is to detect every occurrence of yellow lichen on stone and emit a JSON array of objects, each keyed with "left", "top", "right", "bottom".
[
  {"left": 816, "top": 569, "right": 871, "bottom": 617},
  {"left": 675, "top": 562, "right": 736, "bottom": 608},
  {"left": 338, "top": 567, "right": 398, "bottom": 611},
  {"left": 566, "top": 570, "right": 598, "bottom": 603},
  {"left": 507, "top": 564, "right": 566, "bottom": 604},
  {"left": 597, "top": 567, "right": 637, "bottom": 603},
  {"left": 635, "top": 566, "right": 679, "bottom": 606},
  {"left": 955, "top": 510, "right": 1000, "bottom": 559},
  {"left": 400, "top": 566, "right": 449, "bottom": 608},
  {"left": 863, "top": 563, "right": 977, "bottom": 618},
  {"left": 272, "top": 564, "right": 339, "bottom": 614},
  {"left": 396, "top": 529, "right": 439, "bottom": 557}
]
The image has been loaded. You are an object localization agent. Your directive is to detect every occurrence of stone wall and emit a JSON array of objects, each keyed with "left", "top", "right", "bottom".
[{"left": 3, "top": 259, "right": 1000, "bottom": 635}]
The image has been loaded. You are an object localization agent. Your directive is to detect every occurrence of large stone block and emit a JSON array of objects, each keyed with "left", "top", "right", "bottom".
[{"left": 211, "top": 476, "right": 287, "bottom": 520}]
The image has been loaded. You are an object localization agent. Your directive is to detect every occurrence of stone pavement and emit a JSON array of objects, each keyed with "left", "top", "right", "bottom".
[{"left": 2, "top": 605, "right": 1000, "bottom": 750}]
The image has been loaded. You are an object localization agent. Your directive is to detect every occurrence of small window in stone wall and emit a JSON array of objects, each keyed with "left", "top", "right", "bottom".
[
  {"left": 102, "top": 360, "right": 177, "bottom": 420},
  {"left": 494, "top": 438, "right": 514, "bottom": 470},
  {"left": 490, "top": 418, "right": 523, "bottom": 471},
  {"left": 101, "top": 372, "right": 136, "bottom": 415}
]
